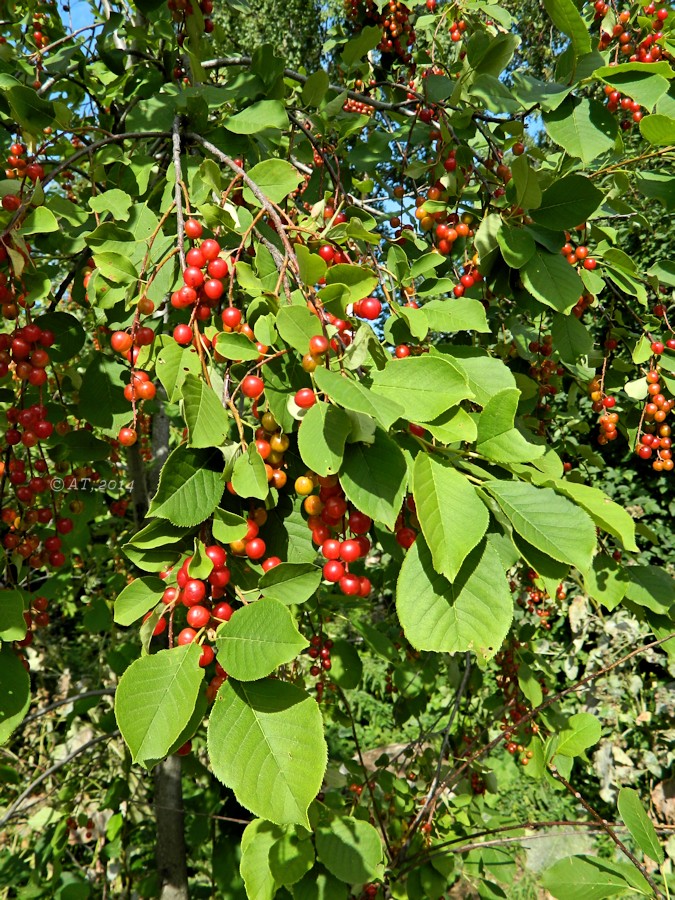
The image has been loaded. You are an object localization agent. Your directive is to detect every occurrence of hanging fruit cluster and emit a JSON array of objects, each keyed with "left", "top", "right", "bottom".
[
  {"left": 344, "top": 0, "right": 416, "bottom": 63},
  {"left": 594, "top": 3, "right": 671, "bottom": 64},
  {"left": 636, "top": 366, "right": 674, "bottom": 471}
]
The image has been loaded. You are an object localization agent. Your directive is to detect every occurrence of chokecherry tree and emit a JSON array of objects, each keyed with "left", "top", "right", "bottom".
[{"left": 1, "top": 0, "right": 674, "bottom": 897}]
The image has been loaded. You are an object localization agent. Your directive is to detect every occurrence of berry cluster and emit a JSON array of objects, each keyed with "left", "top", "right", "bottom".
[
  {"left": 594, "top": 3, "right": 671, "bottom": 64},
  {"left": 297, "top": 472, "right": 374, "bottom": 597},
  {"left": 4, "top": 142, "right": 45, "bottom": 186},
  {"left": 345, "top": 0, "right": 415, "bottom": 64},
  {"left": 560, "top": 234, "right": 597, "bottom": 271},
  {"left": 636, "top": 367, "right": 674, "bottom": 471},
  {"left": 602, "top": 85, "right": 644, "bottom": 130}
]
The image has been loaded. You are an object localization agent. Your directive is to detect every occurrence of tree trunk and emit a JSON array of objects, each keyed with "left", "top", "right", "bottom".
[{"left": 154, "top": 754, "right": 189, "bottom": 900}]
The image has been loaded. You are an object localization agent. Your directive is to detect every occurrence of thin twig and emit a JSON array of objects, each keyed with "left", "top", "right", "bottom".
[{"left": 20, "top": 689, "right": 115, "bottom": 728}]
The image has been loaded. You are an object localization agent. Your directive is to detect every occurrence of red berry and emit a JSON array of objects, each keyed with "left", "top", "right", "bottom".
[
  {"left": 205, "top": 545, "right": 227, "bottom": 569},
  {"left": 309, "top": 334, "right": 329, "bottom": 355},
  {"left": 323, "top": 560, "right": 345, "bottom": 582},
  {"left": 222, "top": 307, "right": 242, "bottom": 328},
  {"left": 651, "top": 341, "right": 665, "bottom": 355},
  {"left": 339, "top": 574, "right": 361, "bottom": 596},
  {"left": 183, "top": 579, "right": 206, "bottom": 606},
  {"left": 213, "top": 602, "right": 233, "bottom": 621},
  {"left": 340, "top": 539, "right": 361, "bottom": 562},
  {"left": 177, "top": 627, "right": 197, "bottom": 645},
  {"left": 173, "top": 323, "right": 193, "bottom": 345},
  {"left": 118, "top": 427, "right": 137, "bottom": 446},
  {"left": 295, "top": 388, "right": 316, "bottom": 409},
  {"left": 187, "top": 605, "right": 211, "bottom": 628},
  {"left": 185, "top": 219, "right": 203, "bottom": 239},
  {"left": 241, "top": 375, "right": 264, "bottom": 399}
]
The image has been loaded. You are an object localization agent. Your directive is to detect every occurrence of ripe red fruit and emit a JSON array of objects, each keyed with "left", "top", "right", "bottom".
[
  {"left": 396, "top": 527, "right": 417, "bottom": 549},
  {"left": 348, "top": 510, "right": 372, "bottom": 534},
  {"left": 184, "top": 219, "right": 203, "bottom": 239},
  {"left": 118, "top": 427, "right": 137, "bottom": 446},
  {"left": 56, "top": 517, "right": 74, "bottom": 534},
  {"left": 212, "top": 601, "right": 233, "bottom": 621},
  {"left": 205, "top": 545, "right": 227, "bottom": 569},
  {"left": 340, "top": 539, "right": 361, "bottom": 562},
  {"left": 241, "top": 375, "right": 264, "bottom": 399},
  {"left": 209, "top": 568, "right": 231, "bottom": 588},
  {"left": 186, "top": 247, "right": 205, "bottom": 268},
  {"left": 173, "top": 324, "right": 193, "bottom": 345},
  {"left": 199, "top": 645, "right": 215, "bottom": 667},
  {"left": 177, "top": 627, "right": 197, "bottom": 645},
  {"left": 339, "top": 574, "right": 361, "bottom": 596},
  {"left": 135, "top": 326, "right": 154, "bottom": 347},
  {"left": 208, "top": 257, "right": 229, "bottom": 279},
  {"left": 322, "top": 539, "right": 341, "bottom": 560},
  {"left": 358, "top": 297, "right": 382, "bottom": 320},
  {"left": 187, "top": 605, "right": 211, "bottom": 628},
  {"left": 309, "top": 335, "right": 329, "bottom": 356},
  {"left": 323, "top": 560, "right": 345, "bottom": 582},
  {"left": 246, "top": 538, "right": 266, "bottom": 560},
  {"left": 318, "top": 245, "right": 335, "bottom": 263},
  {"left": 2, "top": 194, "right": 21, "bottom": 212},
  {"left": 203, "top": 278, "right": 224, "bottom": 300},
  {"left": 222, "top": 307, "right": 242, "bottom": 328},
  {"left": 395, "top": 345, "right": 410, "bottom": 358},
  {"left": 295, "top": 388, "right": 316, "bottom": 409},
  {"left": 651, "top": 341, "right": 665, "bottom": 355},
  {"left": 111, "top": 331, "right": 133, "bottom": 353},
  {"left": 183, "top": 579, "right": 206, "bottom": 606},
  {"left": 183, "top": 266, "right": 204, "bottom": 288},
  {"left": 261, "top": 556, "right": 281, "bottom": 571}
]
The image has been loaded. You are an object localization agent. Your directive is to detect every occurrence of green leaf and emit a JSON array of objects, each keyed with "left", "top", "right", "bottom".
[
  {"left": 207, "top": 679, "right": 327, "bottom": 827},
  {"left": 325, "top": 264, "right": 378, "bottom": 303},
  {"left": 497, "top": 223, "right": 536, "bottom": 268},
  {"left": 242, "top": 158, "right": 303, "bottom": 205},
  {"left": 313, "top": 367, "right": 404, "bottom": 431},
  {"left": 259, "top": 563, "right": 322, "bottom": 605},
  {"left": 396, "top": 538, "right": 512, "bottom": 660},
  {"left": 444, "top": 350, "right": 517, "bottom": 406},
  {"left": 556, "top": 713, "right": 602, "bottom": 757},
  {"left": 54, "top": 430, "right": 111, "bottom": 462},
  {"left": 639, "top": 113, "right": 675, "bottom": 146},
  {"left": 156, "top": 342, "right": 201, "bottom": 403},
  {"left": 425, "top": 406, "right": 477, "bottom": 444},
  {"left": 543, "top": 97, "right": 618, "bottom": 165},
  {"left": 541, "top": 855, "right": 639, "bottom": 900},
  {"left": 297, "top": 402, "right": 351, "bottom": 477},
  {"left": 369, "top": 356, "right": 471, "bottom": 423},
  {"left": 617, "top": 788, "right": 664, "bottom": 864},
  {"left": 302, "top": 69, "right": 330, "bottom": 107},
  {"left": 327, "top": 639, "right": 363, "bottom": 690},
  {"left": 0, "top": 645, "right": 31, "bottom": 745},
  {"left": 522, "top": 249, "right": 586, "bottom": 314},
  {"left": 211, "top": 507, "right": 249, "bottom": 543},
  {"left": 148, "top": 445, "right": 224, "bottom": 527},
  {"left": 240, "top": 819, "right": 282, "bottom": 900},
  {"left": 548, "top": 480, "right": 638, "bottom": 551},
  {"left": 89, "top": 189, "right": 133, "bottom": 220},
  {"left": 413, "top": 455, "right": 489, "bottom": 581},
  {"left": 543, "top": 0, "right": 591, "bottom": 59},
  {"left": 583, "top": 555, "right": 629, "bottom": 611},
  {"left": 269, "top": 827, "right": 315, "bottom": 885},
  {"left": 296, "top": 244, "right": 327, "bottom": 285},
  {"left": 213, "top": 331, "right": 260, "bottom": 361},
  {"left": 625, "top": 566, "right": 675, "bottom": 614},
  {"left": 215, "top": 599, "right": 307, "bottom": 680},
  {"left": 511, "top": 154, "right": 542, "bottom": 208},
  {"left": 486, "top": 481, "right": 596, "bottom": 572},
  {"left": 531, "top": 175, "right": 604, "bottom": 231},
  {"left": 315, "top": 816, "right": 383, "bottom": 883},
  {"left": 126, "top": 519, "right": 191, "bottom": 550},
  {"left": 231, "top": 444, "right": 269, "bottom": 501},
  {"left": 341, "top": 25, "right": 382, "bottom": 66},
  {"left": 114, "top": 577, "right": 166, "bottom": 626},
  {"left": 34, "top": 312, "right": 85, "bottom": 363},
  {"left": 93, "top": 251, "right": 138, "bottom": 283},
  {"left": 423, "top": 298, "right": 490, "bottom": 333},
  {"left": 181, "top": 375, "right": 230, "bottom": 449},
  {"left": 293, "top": 867, "right": 348, "bottom": 900},
  {"left": 1, "top": 79, "right": 59, "bottom": 131},
  {"left": 226, "top": 100, "right": 288, "bottom": 134},
  {"left": 477, "top": 389, "right": 545, "bottom": 463},
  {"left": 551, "top": 313, "right": 593, "bottom": 362},
  {"left": 114, "top": 644, "right": 203, "bottom": 766},
  {"left": 0, "top": 590, "right": 26, "bottom": 642},
  {"left": 276, "top": 305, "right": 320, "bottom": 354},
  {"left": 339, "top": 428, "right": 407, "bottom": 530},
  {"left": 18, "top": 207, "right": 59, "bottom": 236},
  {"left": 594, "top": 62, "right": 672, "bottom": 111}
]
